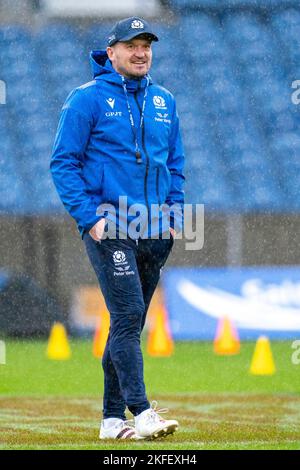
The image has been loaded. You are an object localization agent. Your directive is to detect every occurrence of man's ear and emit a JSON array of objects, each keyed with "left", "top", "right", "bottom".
[{"left": 106, "top": 47, "right": 113, "bottom": 60}]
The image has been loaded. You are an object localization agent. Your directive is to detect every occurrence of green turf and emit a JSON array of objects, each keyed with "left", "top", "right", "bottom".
[
  {"left": 1, "top": 339, "right": 299, "bottom": 395},
  {"left": 0, "top": 339, "right": 300, "bottom": 450}
]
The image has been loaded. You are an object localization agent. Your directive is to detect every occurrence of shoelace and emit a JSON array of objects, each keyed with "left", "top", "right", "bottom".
[{"left": 147, "top": 401, "right": 169, "bottom": 424}]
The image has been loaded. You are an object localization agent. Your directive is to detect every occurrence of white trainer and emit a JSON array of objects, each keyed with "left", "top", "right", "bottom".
[
  {"left": 99, "top": 418, "right": 145, "bottom": 440},
  {"left": 135, "top": 401, "right": 179, "bottom": 439}
]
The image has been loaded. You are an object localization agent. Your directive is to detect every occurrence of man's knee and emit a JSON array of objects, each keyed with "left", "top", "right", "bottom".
[
  {"left": 109, "top": 300, "right": 145, "bottom": 338},
  {"left": 102, "top": 343, "right": 112, "bottom": 370}
]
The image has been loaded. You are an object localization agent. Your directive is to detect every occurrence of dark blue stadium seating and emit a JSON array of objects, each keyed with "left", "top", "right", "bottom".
[
  {"left": 0, "top": 6, "right": 299, "bottom": 215},
  {"left": 170, "top": 0, "right": 298, "bottom": 8}
]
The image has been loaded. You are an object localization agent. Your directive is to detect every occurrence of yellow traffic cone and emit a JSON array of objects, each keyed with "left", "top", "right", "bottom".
[
  {"left": 250, "top": 336, "right": 276, "bottom": 375},
  {"left": 46, "top": 322, "right": 71, "bottom": 360},
  {"left": 93, "top": 309, "right": 110, "bottom": 358},
  {"left": 147, "top": 305, "right": 174, "bottom": 357},
  {"left": 214, "top": 316, "right": 240, "bottom": 355}
]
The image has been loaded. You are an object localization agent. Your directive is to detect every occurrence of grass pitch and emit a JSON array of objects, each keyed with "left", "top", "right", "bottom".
[{"left": 0, "top": 339, "right": 300, "bottom": 450}]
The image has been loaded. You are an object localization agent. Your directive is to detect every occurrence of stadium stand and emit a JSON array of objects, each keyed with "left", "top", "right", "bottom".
[{"left": 0, "top": 3, "right": 300, "bottom": 215}]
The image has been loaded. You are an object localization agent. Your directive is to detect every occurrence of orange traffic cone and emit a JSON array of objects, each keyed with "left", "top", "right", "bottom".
[
  {"left": 213, "top": 316, "right": 240, "bottom": 355},
  {"left": 46, "top": 322, "right": 71, "bottom": 360},
  {"left": 249, "top": 336, "right": 276, "bottom": 375},
  {"left": 93, "top": 309, "right": 110, "bottom": 358},
  {"left": 147, "top": 305, "right": 174, "bottom": 357}
]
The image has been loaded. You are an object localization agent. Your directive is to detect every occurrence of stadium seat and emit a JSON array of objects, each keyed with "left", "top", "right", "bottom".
[{"left": 1, "top": 7, "right": 300, "bottom": 216}]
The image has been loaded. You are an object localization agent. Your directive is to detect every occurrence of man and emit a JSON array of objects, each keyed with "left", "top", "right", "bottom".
[{"left": 50, "top": 16, "right": 185, "bottom": 440}]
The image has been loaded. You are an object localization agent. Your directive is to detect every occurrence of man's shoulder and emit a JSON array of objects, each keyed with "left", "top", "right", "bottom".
[
  {"left": 60, "top": 80, "right": 100, "bottom": 120},
  {"left": 150, "top": 83, "right": 175, "bottom": 100},
  {"left": 149, "top": 83, "right": 176, "bottom": 112},
  {"left": 74, "top": 80, "right": 99, "bottom": 97},
  {"left": 78, "top": 80, "right": 97, "bottom": 90},
  {"left": 63, "top": 80, "right": 99, "bottom": 110}
]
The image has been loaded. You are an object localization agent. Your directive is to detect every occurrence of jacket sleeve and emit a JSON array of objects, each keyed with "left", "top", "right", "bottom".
[
  {"left": 166, "top": 100, "right": 185, "bottom": 232},
  {"left": 50, "top": 89, "right": 102, "bottom": 233}
]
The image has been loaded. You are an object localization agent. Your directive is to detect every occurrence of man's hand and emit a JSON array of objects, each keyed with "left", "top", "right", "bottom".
[
  {"left": 169, "top": 227, "right": 176, "bottom": 239},
  {"left": 89, "top": 218, "right": 106, "bottom": 242}
]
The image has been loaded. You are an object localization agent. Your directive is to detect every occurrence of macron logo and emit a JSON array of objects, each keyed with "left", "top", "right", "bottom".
[{"left": 106, "top": 98, "right": 115, "bottom": 109}]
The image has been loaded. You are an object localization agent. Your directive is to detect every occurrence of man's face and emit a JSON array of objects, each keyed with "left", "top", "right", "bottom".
[{"left": 107, "top": 37, "right": 152, "bottom": 79}]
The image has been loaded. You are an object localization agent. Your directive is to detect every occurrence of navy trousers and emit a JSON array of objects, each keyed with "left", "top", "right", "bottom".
[{"left": 83, "top": 233, "right": 174, "bottom": 419}]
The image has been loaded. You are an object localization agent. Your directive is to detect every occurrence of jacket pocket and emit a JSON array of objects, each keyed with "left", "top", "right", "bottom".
[{"left": 100, "top": 159, "right": 145, "bottom": 206}]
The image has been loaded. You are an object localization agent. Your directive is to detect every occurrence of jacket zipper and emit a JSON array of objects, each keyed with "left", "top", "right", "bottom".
[{"left": 134, "top": 90, "right": 150, "bottom": 224}]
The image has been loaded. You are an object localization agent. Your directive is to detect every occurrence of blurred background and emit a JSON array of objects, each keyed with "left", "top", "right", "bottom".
[{"left": 0, "top": 0, "right": 300, "bottom": 339}]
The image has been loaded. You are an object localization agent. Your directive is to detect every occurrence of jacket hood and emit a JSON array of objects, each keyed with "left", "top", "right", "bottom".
[
  {"left": 90, "top": 50, "right": 111, "bottom": 78},
  {"left": 89, "top": 49, "right": 152, "bottom": 90}
]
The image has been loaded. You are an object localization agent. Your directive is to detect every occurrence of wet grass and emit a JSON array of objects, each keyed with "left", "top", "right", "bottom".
[
  {"left": 1, "top": 394, "right": 300, "bottom": 450},
  {"left": 0, "top": 339, "right": 300, "bottom": 449}
]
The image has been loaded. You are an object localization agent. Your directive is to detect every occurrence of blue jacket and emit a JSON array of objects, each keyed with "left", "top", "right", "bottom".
[{"left": 50, "top": 50, "right": 185, "bottom": 238}]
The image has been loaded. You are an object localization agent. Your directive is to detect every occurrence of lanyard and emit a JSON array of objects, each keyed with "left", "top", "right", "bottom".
[{"left": 121, "top": 76, "right": 149, "bottom": 164}]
